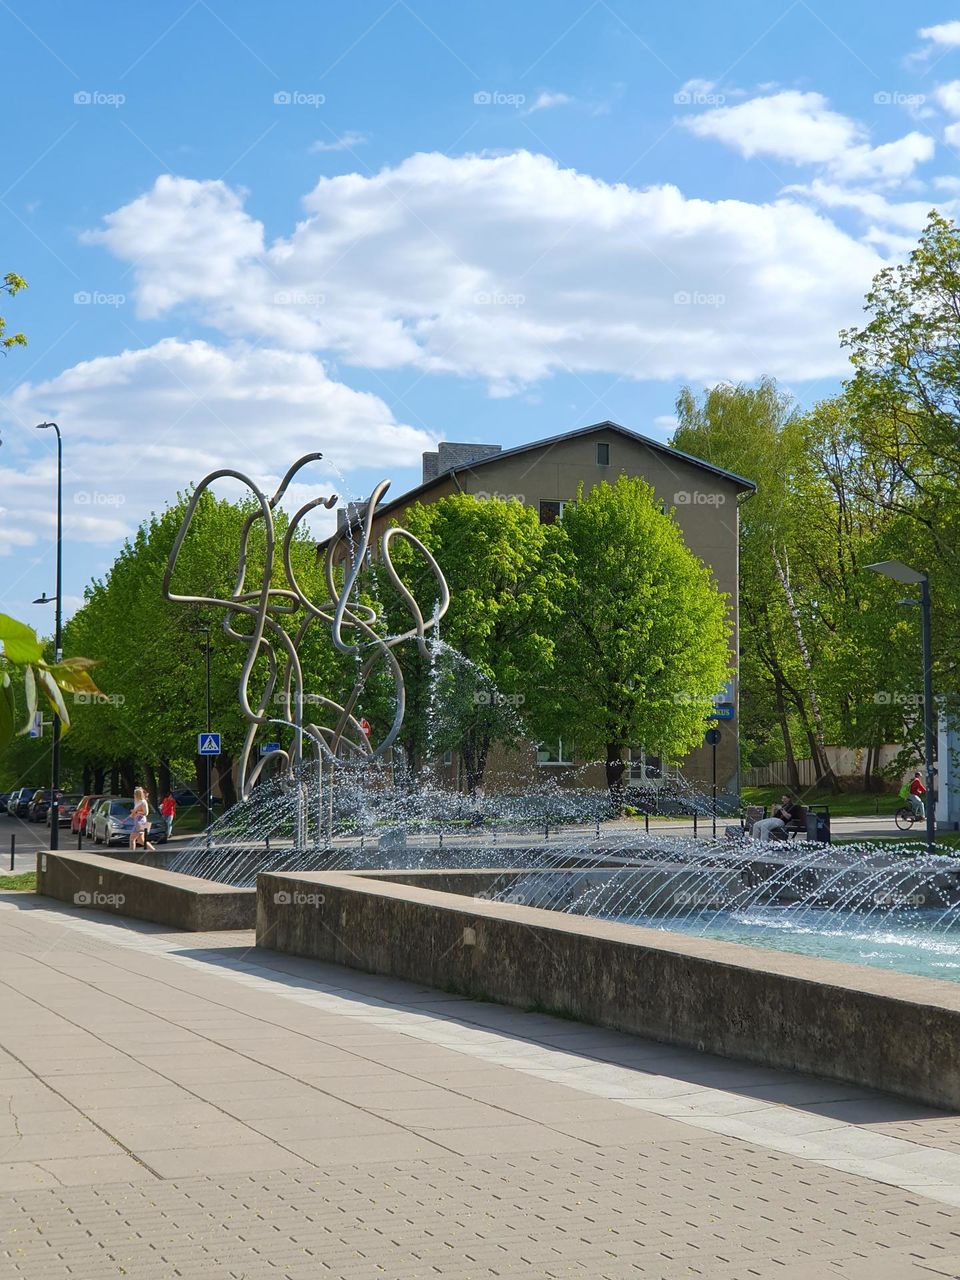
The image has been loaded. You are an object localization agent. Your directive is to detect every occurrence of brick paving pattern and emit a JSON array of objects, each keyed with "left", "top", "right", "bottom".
[{"left": 1, "top": 895, "right": 960, "bottom": 1278}]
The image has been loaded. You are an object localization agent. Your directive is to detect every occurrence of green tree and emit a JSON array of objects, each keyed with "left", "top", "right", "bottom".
[
  {"left": 671, "top": 380, "right": 835, "bottom": 785},
  {"left": 377, "top": 495, "right": 564, "bottom": 792},
  {"left": 537, "top": 476, "right": 731, "bottom": 811},
  {"left": 841, "top": 208, "right": 960, "bottom": 705},
  {"left": 1, "top": 273, "right": 27, "bottom": 351}
]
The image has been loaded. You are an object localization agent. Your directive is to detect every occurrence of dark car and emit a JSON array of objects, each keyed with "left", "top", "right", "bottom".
[
  {"left": 12, "top": 788, "right": 40, "bottom": 818},
  {"left": 28, "top": 790, "right": 55, "bottom": 822},
  {"left": 0, "top": 793, "right": 10, "bottom": 814}
]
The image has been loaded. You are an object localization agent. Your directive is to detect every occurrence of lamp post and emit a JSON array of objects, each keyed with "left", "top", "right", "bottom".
[
  {"left": 865, "top": 560, "right": 936, "bottom": 857},
  {"left": 35, "top": 422, "right": 62, "bottom": 850}
]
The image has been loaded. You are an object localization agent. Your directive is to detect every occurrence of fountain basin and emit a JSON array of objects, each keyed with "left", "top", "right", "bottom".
[
  {"left": 37, "top": 851, "right": 256, "bottom": 931},
  {"left": 256, "top": 867, "right": 960, "bottom": 1112}
]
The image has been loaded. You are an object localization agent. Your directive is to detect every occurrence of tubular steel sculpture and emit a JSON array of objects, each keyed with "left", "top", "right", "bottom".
[{"left": 163, "top": 454, "right": 450, "bottom": 818}]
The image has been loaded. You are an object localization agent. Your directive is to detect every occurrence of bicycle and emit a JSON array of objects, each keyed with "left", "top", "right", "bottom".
[{"left": 894, "top": 803, "right": 922, "bottom": 831}]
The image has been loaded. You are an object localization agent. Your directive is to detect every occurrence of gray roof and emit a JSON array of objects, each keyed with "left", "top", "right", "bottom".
[{"left": 325, "top": 419, "right": 755, "bottom": 543}]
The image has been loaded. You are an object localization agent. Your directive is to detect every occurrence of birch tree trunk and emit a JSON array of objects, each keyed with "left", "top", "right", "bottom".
[{"left": 773, "top": 548, "right": 838, "bottom": 790}]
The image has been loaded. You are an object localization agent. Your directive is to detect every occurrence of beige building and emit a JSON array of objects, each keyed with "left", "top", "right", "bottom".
[{"left": 339, "top": 422, "right": 754, "bottom": 795}]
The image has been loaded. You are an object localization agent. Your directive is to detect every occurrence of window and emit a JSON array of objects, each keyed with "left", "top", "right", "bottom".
[
  {"left": 629, "top": 749, "right": 662, "bottom": 781},
  {"left": 537, "top": 738, "right": 574, "bottom": 766},
  {"left": 596, "top": 441, "right": 610, "bottom": 466},
  {"left": 539, "top": 499, "right": 568, "bottom": 525}
]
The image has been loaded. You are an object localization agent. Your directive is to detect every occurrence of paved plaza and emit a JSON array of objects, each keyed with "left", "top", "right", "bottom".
[{"left": 1, "top": 891, "right": 960, "bottom": 1278}]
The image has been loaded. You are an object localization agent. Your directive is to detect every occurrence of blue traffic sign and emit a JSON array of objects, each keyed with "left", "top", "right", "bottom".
[
  {"left": 708, "top": 702, "right": 735, "bottom": 721},
  {"left": 261, "top": 742, "right": 281, "bottom": 755},
  {"left": 197, "top": 732, "right": 221, "bottom": 755}
]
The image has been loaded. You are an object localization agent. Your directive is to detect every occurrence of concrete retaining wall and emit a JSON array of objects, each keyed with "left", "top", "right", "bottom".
[
  {"left": 257, "top": 869, "right": 960, "bottom": 1111},
  {"left": 37, "top": 852, "right": 256, "bottom": 931}
]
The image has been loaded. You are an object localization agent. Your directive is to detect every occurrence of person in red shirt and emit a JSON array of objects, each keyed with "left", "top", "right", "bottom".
[
  {"left": 909, "top": 772, "right": 927, "bottom": 820},
  {"left": 160, "top": 792, "right": 177, "bottom": 838}
]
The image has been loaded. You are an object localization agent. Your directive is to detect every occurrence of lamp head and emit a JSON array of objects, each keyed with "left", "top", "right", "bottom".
[{"left": 864, "top": 559, "right": 926, "bottom": 585}]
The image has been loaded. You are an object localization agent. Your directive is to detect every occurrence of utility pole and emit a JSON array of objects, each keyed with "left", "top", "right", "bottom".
[{"left": 36, "top": 423, "right": 62, "bottom": 850}]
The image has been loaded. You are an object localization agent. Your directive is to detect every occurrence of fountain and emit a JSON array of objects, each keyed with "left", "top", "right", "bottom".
[
  {"left": 37, "top": 450, "right": 960, "bottom": 1109},
  {"left": 90, "top": 448, "right": 960, "bottom": 988}
]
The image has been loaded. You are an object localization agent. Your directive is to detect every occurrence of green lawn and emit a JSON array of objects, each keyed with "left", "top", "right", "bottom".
[
  {"left": 0, "top": 872, "right": 36, "bottom": 892},
  {"left": 170, "top": 804, "right": 211, "bottom": 836},
  {"left": 741, "top": 786, "right": 898, "bottom": 818}
]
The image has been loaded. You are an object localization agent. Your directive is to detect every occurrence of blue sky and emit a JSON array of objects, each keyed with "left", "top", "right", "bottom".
[{"left": 2, "top": 1, "right": 960, "bottom": 623}]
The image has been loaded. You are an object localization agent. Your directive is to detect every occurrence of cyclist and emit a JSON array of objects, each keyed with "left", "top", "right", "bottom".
[{"left": 908, "top": 771, "right": 927, "bottom": 820}]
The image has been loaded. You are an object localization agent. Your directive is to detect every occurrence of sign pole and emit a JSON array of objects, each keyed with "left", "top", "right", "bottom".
[{"left": 705, "top": 726, "right": 722, "bottom": 839}]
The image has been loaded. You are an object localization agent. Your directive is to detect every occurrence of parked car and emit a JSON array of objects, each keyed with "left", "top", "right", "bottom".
[
  {"left": 3, "top": 789, "right": 24, "bottom": 817},
  {"left": 73, "top": 794, "right": 105, "bottom": 835},
  {"left": 11, "top": 788, "right": 40, "bottom": 818},
  {"left": 0, "top": 793, "right": 11, "bottom": 814},
  {"left": 28, "top": 789, "right": 56, "bottom": 822},
  {"left": 53, "top": 794, "right": 82, "bottom": 827},
  {"left": 90, "top": 798, "right": 167, "bottom": 846}
]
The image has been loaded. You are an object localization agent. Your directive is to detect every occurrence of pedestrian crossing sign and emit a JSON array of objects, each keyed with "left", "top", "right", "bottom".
[{"left": 198, "top": 732, "right": 221, "bottom": 756}]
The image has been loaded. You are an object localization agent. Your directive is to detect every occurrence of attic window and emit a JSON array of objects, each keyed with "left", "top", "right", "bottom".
[{"left": 596, "top": 442, "right": 610, "bottom": 466}]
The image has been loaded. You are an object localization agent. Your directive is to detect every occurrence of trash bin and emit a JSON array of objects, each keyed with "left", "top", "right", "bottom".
[{"left": 805, "top": 809, "right": 831, "bottom": 844}]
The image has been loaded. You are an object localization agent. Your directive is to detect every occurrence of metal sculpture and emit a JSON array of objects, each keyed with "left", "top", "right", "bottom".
[{"left": 162, "top": 453, "right": 450, "bottom": 821}]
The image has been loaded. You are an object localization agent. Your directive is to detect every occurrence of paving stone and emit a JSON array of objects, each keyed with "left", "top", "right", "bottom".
[{"left": 5, "top": 903, "right": 960, "bottom": 1280}]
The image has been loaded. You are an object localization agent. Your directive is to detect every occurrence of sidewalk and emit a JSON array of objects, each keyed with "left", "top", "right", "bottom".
[{"left": 2, "top": 891, "right": 960, "bottom": 1278}]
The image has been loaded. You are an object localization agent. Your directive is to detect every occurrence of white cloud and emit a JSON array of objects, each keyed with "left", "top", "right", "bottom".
[
  {"left": 309, "top": 130, "right": 369, "bottom": 153},
  {"left": 84, "top": 153, "right": 886, "bottom": 394},
  {"left": 683, "top": 90, "right": 934, "bottom": 184},
  {"left": 789, "top": 179, "right": 948, "bottom": 232},
  {"left": 526, "top": 91, "right": 573, "bottom": 114},
  {"left": 81, "top": 175, "right": 264, "bottom": 319},
  {"left": 684, "top": 91, "right": 860, "bottom": 163},
  {"left": 946, "top": 121, "right": 960, "bottom": 148},
  {"left": 0, "top": 340, "right": 433, "bottom": 557},
  {"left": 934, "top": 80, "right": 960, "bottom": 116},
  {"left": 919, "top": 21, "right": 960, "bottom": 48}
]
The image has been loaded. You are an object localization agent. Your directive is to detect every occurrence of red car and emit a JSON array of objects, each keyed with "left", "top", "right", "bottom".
[{"left": 72, "top": 794, "right": 105, "bottom": 835}]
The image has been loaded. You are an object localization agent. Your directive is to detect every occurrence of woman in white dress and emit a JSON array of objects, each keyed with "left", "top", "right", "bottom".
[{"left": 130, "top": 786, "right": 155, "bottom": 853}]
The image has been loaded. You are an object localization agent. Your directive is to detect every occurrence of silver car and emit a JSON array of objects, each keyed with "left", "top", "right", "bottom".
[{"left": 90, "top": 797, "right": 167, "bottom": 845}]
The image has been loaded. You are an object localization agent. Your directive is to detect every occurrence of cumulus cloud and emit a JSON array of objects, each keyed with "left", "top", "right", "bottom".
[
  {"left": 0, "top": 340, "right": 433, "bottom": 557},
  {"left": 934, "top": 80, "right": 960, "bottom": 116},
  {"left": 83, "top": 152, "right": 886, "bottom": 394},
  {"left": 683, "top": 90, "right": 934, "bottom": 184},
  {"left": 81, "top": 175, "right": 264, "bottom": 319},
  {"left": 919, "top": 21, "right": 960, "bottom": 49}
]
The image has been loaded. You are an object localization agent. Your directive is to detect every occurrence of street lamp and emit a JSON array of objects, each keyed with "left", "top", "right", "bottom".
[
  {"left": 864, "top": 560, "right": 936, "bottom": 857},
  {"left": 35, "top": 422, "right": 62, "bottom": 850}
]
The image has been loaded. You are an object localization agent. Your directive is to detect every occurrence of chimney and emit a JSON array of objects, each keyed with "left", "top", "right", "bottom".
[{"left": 422, "top": 442, "right": 502, "bottom": 484}]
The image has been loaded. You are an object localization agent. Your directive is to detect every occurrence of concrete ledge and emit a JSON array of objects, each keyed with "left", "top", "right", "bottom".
[
  {"left": 257, "top": 869, "right": 960, "bottom": 1111},
  {"left": 37, "top": 851, "right": 255, "bottom": 931}
]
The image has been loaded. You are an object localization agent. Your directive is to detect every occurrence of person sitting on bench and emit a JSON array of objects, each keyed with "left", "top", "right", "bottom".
[{"left": 752, "top": 794, "right": 806, "bottom": 841}]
